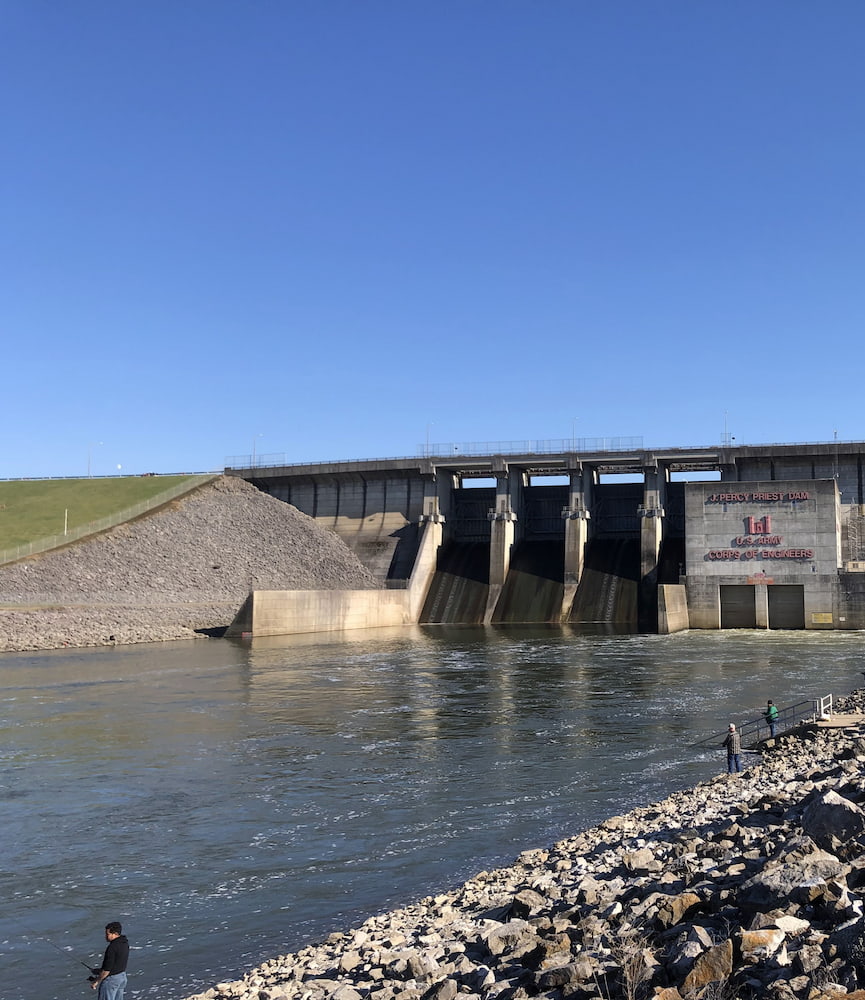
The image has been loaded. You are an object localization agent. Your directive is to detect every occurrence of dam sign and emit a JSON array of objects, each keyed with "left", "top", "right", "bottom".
[
  {"left": 706, "top": 548, "right": 815, "bottom": 561},
  {"left": 705, "top": 514, "right": 815, "bottom": 561},
  {"left": 685, "top": 477, "right": 839, "bottom": 628},
  {"left": 706, "top": 490, "right": 811, "bottom": 503}
]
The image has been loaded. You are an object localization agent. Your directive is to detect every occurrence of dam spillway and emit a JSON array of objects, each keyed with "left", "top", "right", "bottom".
[{"left": 229, "top": 439, "right": 865, "bottom": 633}]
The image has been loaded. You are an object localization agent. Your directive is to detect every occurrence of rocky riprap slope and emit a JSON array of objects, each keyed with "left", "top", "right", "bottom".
[
  {"left": 187, "top": 718, "right": 865, "bottom": 1000},
  {"left": 0, "top": 476, "right": 379, "bottom": 652}
]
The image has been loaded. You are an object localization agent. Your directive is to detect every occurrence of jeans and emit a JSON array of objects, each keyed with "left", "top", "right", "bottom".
[
  {"left": 727, "top": 753, "right": 741, "bottom": 773},
  {"left": 98, "top": 972, "right": 127, "bottom": 1000}
]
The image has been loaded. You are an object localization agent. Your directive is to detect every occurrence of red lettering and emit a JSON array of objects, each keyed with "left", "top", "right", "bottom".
[
  {"left": 757, "top": 549, "right": 814, "bottom": 560},
  {"left": 734, "top": 534, "right": 783, "bottom": 547}
]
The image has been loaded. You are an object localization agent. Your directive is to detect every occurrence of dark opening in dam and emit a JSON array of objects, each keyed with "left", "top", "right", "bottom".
[
  {"left": 419, "top": 536, "right": 650, "bottom": 629},
  {"left": 491, "top": 540, "right": 565, "bottom": 624},
  {"left": 417, "top": 483, "right": 658, "bottom": 628},
  {"left": 569, "top": 538, "right": 640, "bottom": 628},
  {"left": 419, "top": 540, "right": 490, "bottom": 624}
]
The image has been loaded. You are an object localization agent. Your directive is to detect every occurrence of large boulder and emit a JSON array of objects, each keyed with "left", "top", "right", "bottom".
[
  {"left": 509, "top": 888, "right": 548, "bottom": 919},
  {"left": 802, "top": 791, "right": 865, "bottom": 856},
  {"left": 482, "top": 920, "right": 539, "bottom": 959},
  {"left": 655, "top": 892, "right": 702, "bottom": 929},
  {"left": 681, "top": 939, "right": 734, "bottom": 993},
  {"left": 739, "top": 928, "right": 787, "bottom": 965},
  {"left": 737, "top": 848, "right": 846, "bottom": 911}
]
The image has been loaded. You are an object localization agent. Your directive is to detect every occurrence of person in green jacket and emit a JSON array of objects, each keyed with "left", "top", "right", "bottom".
[{"left": 764, "top": 699, "right": 779, "bottom": 737}]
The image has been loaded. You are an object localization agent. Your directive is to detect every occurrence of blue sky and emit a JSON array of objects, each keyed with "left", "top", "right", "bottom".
[{"left": 2, "top": 2, "right": 864, "bottom": 478}]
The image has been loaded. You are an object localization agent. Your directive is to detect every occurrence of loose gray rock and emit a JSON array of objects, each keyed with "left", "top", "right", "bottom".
[
  {"left": 802, "top": 790, "right": 865, "bottom": 856},
  {"left": 0, "top": 476, "right": 380, "bottom": 651}
]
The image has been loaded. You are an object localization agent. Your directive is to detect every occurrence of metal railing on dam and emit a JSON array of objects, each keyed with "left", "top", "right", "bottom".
[
  {"left": 226, "top": 436, "right": 865, "bottom": 478},
  {"left": 226, "top": 436, "right": 645, "bottom": 469}
]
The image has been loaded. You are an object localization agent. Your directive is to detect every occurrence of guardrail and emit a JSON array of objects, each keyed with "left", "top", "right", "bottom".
[
  {"left": 692, "top": 698, "right": 824, "bottom": 751},
  {"left": 0, "top": 474, "right": 219, "bottom": 567},
  {"left": 225, "top": 436, "right": 865, "bottom": 473},
  {"left": 225, "top": 438, "right": 645, "bottom": 469},
  {"left": 816, "top": 693, "right": 834, "bottom": 719}
]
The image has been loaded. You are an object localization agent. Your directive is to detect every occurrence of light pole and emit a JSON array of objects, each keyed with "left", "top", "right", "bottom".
[
  {"left": 252, "top": 434, "right": 263, "bottom": 468},
  {"left": 87, "top": 441, "right": 102, "bottom": 478}
]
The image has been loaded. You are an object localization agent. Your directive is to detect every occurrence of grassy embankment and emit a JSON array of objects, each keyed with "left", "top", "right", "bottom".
[{"left": 0, "top": 476, "right": 208, "bottom": 551}]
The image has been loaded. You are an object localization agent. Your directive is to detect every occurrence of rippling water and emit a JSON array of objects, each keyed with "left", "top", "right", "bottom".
[{"left": 1, "top": 626, "right": 863, "bottom": 999}]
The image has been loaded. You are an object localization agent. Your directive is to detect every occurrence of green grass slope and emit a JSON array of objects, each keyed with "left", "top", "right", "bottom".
[{"left": 0, "top": 475, "right": 211, "bottom": 550}]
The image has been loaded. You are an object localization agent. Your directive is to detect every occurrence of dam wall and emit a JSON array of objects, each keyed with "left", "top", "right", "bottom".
[
  {"left": 226, "top": 516, "right": 444, "bottom": 638},
  {"left": 232, "top": 588, "right": 414, "bottom": 637},
  {"left": 229, "top": 440, "right": 865, "bottom": 633},
  {"left": 257, "top": 468, "right": 428, "bottom": 582}
]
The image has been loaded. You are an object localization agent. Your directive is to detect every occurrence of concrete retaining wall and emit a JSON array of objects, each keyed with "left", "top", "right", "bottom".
[
  {"left": 248, "top": 589, "right": 413, "bottom": 637},
  {"left": 657, "top": 584, "right": 689, "bottom": 634},
  {"left": 406, "top": 519, "right": 443, "bottom": 620},
  {"left": 234, "top": 519, "right": 444, "bottom": 638}
]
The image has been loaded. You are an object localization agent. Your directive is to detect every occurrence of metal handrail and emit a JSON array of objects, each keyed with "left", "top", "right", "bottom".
[
  {"left": 692, "top": 698, "right": 820, "bottom": 750},
  {"left": 225, "top": 438, "right": 645, "bottom": 469},
  {"left": 225, "top": 436, "right": 865, "bottom": 474}
]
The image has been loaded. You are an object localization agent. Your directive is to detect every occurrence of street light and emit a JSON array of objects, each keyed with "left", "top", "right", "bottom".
[
  {"left": 252, "top": 434, "right": 263, "bottom": 468},
  {"left": 87, "top": 441, "right": 103, "bottom": 478}
]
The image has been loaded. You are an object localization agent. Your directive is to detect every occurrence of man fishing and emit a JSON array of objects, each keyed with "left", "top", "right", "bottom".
[
  {"left": 764, "top": 699, "right": 779, "bottom": 737},
  {"left": 90, "top": 922, "right": 129, "bottom": 999},
  {"left": 723, "top": 723, "right": 742, "bottom": 773}
]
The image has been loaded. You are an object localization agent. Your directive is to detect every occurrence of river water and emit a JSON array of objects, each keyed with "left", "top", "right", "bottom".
[{"left": 2, "top": 626, "right": 863, "bottom": 1000}]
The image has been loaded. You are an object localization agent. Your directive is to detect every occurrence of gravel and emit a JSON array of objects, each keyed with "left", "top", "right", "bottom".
[{"left": 0, "top": 476, "right": 380, "bottom": 652}]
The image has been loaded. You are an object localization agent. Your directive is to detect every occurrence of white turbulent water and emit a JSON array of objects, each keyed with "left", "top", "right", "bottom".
[{"left": 1, "top": 626, "right": 862, "bottom": 1000}]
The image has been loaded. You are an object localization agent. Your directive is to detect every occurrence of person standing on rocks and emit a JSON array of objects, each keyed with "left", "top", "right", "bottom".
[
  {"left": 90, "top": 921, "right": 129, "bottom": 999},
  {"left": 764, "top": 699, "right": 779, "bottom": 737},
  {"left": 723, "top": 723, "right": 742, "bottom": 773}
]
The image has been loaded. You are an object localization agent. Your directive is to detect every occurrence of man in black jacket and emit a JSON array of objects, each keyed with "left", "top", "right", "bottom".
[{"left": 91, "top": 922, "right": 129, "bottom": 999}]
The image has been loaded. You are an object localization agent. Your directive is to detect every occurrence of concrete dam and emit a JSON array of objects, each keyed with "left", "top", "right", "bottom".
[{"left": 227, "top": 439, "right": 865, "bottom": 636}]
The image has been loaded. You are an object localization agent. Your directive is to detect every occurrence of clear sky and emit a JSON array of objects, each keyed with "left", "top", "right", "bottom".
[{"left": 2, "top": 2, "right": 864, "bottom": 478}]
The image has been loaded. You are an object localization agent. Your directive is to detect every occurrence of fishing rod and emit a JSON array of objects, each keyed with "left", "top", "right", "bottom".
[{"left": 5, "top": 911, "right": 95, "bottom": 973}]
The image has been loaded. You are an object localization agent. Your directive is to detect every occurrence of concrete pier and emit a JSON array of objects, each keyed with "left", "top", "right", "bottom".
[
  {"left": 485, "top": 467, "right": 518, "bottom": 623},
  {"left": 562, "top": 461, "right": 591, "bottom": 620}
]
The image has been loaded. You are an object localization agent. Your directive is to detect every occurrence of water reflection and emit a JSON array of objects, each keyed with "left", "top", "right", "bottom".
[{"left": 1, "top": 628, "right": 863, "bottom": 1000}]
